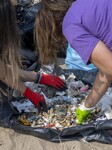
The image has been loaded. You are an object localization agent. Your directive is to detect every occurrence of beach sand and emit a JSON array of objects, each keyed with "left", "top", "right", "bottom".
[{"left": 0, "top": 127, "right": 112, "bottom": 150}]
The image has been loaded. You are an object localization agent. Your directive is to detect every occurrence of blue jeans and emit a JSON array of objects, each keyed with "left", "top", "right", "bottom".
[{"left": 65, "top": 44, "right": 97, "bottom": 71}]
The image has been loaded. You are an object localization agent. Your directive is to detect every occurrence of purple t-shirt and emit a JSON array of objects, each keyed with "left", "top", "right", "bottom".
[{"left": 62, "top": 0, "right": 112, "bottom": 64}]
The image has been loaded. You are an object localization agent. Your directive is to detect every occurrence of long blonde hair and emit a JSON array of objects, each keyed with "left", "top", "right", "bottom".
[
  {"left": 0, "top": 0, "right": 21, "bottom": 87},
  {"left": 35, "top": 0, "right": 74, "bottom": 65}
]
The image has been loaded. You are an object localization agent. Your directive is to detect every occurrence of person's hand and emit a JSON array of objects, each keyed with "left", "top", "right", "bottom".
[
  {"left": 23, "top": 87, "right": 47, "bottom": 112},
  {"left": 39, "top": 73, "right": 67, "bottom": 91},
  {"left": 76, "top": 103, "right": 94, "bottom": 124}
]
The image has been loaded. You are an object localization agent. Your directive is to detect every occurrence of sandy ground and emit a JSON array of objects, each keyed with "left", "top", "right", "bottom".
[{"left": 0, "top": 127, "right": 112, "bottom": 150}]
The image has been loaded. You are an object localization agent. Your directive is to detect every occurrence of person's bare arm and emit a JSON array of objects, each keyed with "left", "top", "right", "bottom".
[
  {"left": 85, "top": 71, "right": 112, "bottom": 107},
  {"left": 19, "top": 70, "right": 37, "bottom": 82},
  {"left": 0, "top": 62, "right": 47, "bottom": 111},
  {"left": 85, "top": 41, "right": 112, "bottom": 108},
  {"left": 0, "top": 63, "right": 26, "bottom": 94}
]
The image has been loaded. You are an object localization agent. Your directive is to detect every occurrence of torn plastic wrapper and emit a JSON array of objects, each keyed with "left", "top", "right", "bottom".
[{"left": 1, "top": 68, "right": 112, "bottom": 143}]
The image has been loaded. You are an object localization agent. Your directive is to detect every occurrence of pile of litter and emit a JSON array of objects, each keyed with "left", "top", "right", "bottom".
[
  {"left": 11, "top": 66, "right": 112, "bottom": 130},
  {"left": 12, "top": 73, "right": 90, "bottom": 129}
]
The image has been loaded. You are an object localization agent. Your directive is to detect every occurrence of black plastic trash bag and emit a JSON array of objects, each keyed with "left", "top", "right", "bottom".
[
  {"left": 15, "top": 1, "right": 41, "bottom": 71},
  {"left": 20, "top": 48, "right": 40, "bottom": 71},
  {"left": 1, "top": 68, "right": 112, "bottom": 144},
  {"left": 16, "top": 1, "right": 41, "bottom": 50},
  {"left": 17, "top": 0, "right": 32, "bottom": 6}
]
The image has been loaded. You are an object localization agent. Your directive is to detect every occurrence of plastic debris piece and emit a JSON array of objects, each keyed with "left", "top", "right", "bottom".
[{"left": 80, "top": 85, "right": 89, "bottom": 93}]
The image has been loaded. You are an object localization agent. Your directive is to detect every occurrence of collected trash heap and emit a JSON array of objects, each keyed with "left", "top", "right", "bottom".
[{"left": 11, "top": 66, "right": 112, "bottom": 130}]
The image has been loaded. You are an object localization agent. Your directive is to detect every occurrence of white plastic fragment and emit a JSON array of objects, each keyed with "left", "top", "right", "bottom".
[{"left": 105, "top": 111, "right": 112, "bottom": 119}]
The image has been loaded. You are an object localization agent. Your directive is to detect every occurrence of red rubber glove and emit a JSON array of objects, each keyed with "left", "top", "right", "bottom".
[
  {"left": 23, "top": 87, "right": 47, "bottom": 112},
  {"left": 39, "top": 73, "right": 67, "bottom": 91}
]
